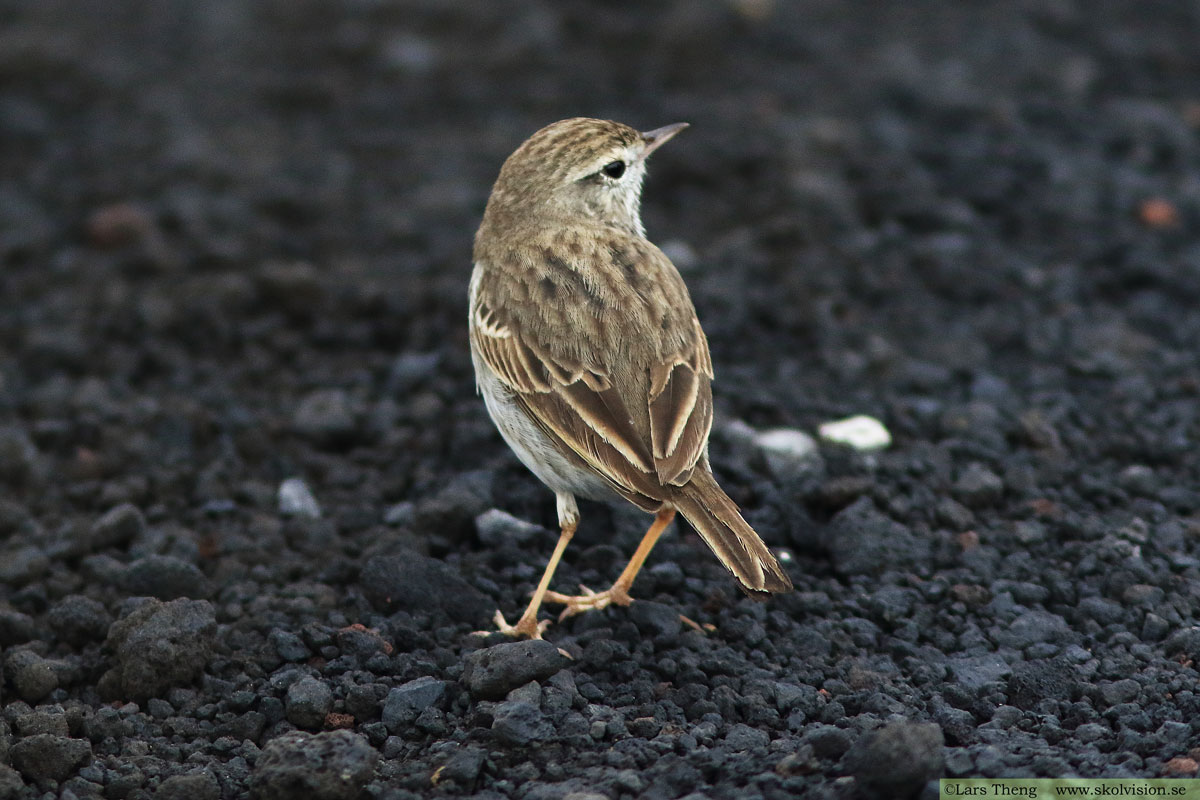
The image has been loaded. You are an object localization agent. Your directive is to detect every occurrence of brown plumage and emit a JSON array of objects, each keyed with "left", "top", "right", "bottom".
[{"left": 470, "top": 118, "right": 792, "bottom": 639}]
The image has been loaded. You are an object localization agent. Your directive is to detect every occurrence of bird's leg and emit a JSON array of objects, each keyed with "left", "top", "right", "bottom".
[
  {"left": 545, "top": 508, "right": 675, "bottom": 619},
  {"left": 492, "top": 494, "right": 579, "bottom": 639}
]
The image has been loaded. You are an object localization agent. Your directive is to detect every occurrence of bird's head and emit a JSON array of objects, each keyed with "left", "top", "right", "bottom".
[{"left": 484, "top": 117, "right": 687, "bottom": 237}]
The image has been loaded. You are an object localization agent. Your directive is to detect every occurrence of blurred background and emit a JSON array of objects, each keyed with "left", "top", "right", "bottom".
[
  {"left": 2, "top": 1, "right": 1200, "bottom": 794},
  {"left": 4, "top": 0, "right": 1200, "bottom": 540}
]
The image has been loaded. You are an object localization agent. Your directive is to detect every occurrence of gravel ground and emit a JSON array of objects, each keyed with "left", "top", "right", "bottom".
[{"left": 3, "top": 1, "right": 1200, "bottom": 798}]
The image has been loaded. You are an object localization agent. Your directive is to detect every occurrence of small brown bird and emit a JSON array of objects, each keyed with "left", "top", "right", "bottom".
[{"left": 470, "top": 118, "right": 792, "bottom": 639}]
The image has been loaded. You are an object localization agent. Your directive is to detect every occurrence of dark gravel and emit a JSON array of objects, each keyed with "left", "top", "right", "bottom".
[
  {"left": 250, "top": 730, "right": 379, "bottom": 800},
  {"left": 3, "top": 1, "right": 1200, "bottom": 798},
  {"left": 462, "top": 641, "right": 572, "bottom": 702}
]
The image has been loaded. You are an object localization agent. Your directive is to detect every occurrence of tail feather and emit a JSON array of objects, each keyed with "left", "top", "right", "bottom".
[{"left": 673, "top": 470, "right": 793, "bottom": 595}]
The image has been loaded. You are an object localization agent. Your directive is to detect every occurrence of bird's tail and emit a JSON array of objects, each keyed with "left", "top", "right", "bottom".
[{"left": 673, "top": 469, "right": 793, "bottom": 596}]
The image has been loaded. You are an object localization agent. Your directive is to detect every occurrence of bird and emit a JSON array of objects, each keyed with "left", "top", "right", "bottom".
[{"left": 469, "top": 117, "right": 792, "bottom": 639}]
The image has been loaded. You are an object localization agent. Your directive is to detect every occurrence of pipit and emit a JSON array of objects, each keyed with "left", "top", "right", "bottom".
[{"left": 470, "top": 117, "right": 793, "bottom": 639}]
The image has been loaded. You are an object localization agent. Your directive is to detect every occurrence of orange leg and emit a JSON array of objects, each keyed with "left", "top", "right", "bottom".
[
  {"left": 492, "top": 519, "right": 576, "bottom": 639},
  {"left": 544, "top": 508, "right": 675, "bottom": 619}
]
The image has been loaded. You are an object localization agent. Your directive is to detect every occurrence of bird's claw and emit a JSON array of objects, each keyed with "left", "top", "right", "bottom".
[
  {"left": 478, "top": 609, "right": 551, "bottom": 640},
  {"left": 544, "top": 584, "right": 633, "bottom": 620}
]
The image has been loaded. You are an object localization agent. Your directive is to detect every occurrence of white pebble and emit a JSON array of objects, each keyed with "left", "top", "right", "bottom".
[
  {"left": 474, "top": 508, "right": 544, "bottom": 546},
  {"left": 754, "top": 428, "right": 819, "bottom": 459},
  {"left": 752, "top": 427, "right": 820, "bottom": 481},
  {"left": 278, "top": 477, "right": 321, "bottom": 519},
  {"left": 818, "top": 415, "right": 892, "bottom": 451}
]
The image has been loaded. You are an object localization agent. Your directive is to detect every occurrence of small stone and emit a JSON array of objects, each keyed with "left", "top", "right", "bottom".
[
  {"left": 817, "top": 415, "right": 891, "bottom": 451},
  {"left": 1142, "top": 613, "right": 1170, "bottom": 642},
  {"left": 648, "top": 561, "right": 685, "bottom": 591},
  {"left": 1012, "top": 520, "right": 1048, "bottom": 544},
  {"left": 951, "top": 583, "right": 989, "bottom": 606},
  {"left": 754, "top": 427, "right": 820, "bottom": 480},
  {"left": 1158, "top": 721, "right": 1190, "bottom": 745},
  {"left": 474, "top": 509, "right": 546, "bottom": 546},
  {"left": 80, "top": 553, "right": 127, "bottom": 585},
  {"left": 0, "top": 607, "right": 35, "bottom": 646},
  {"left": 0, "top": 427, "right": 39, "bottom": 485},
  {"left": 1138, "top": 197, "right": 1179, "bottom": 228},
  {"left": 772, "top": 682, "right": 819, "bottom": 714},
  {"left": 147, "top": 698, "right": 174, "bottom": 719},
  {"left": 386, "top": 352, "right": 441, "bottom": 394},
  {"left": 286, "top": 676, "right": 335, "bottom": 730},
  {"left": 85, "top": 202, "right": 154, "bottom": 247},
  {"left": 462, "top": 640, "right": 571, "bottom": 700},
  {"left": 1118, "top": 465, "right": 1158, "bottom": 496},
  {"left": 10, "top": 734, "right": 92, "bottom": 784},
  {"left": 0, "top": 500, "right": 35, "bottom": 537},
  {"left": 412, "top": 470, "right": 495, "bottom": 542},
  {"left": 47, "top": 595, "right": 112, "bottom": 646},
  {"left": 325, "top": 712, "right": 355, "bottom": 730},
  {"left": 269, "top": 630, "right": 312, "bottom": 662},
  {"left": 293, "top": 389, "right": 357, "bottom": 445},
  {"left": 1099, "top": 678, "right": 1140, "bottom": 706},
  {"left": 1164, "top": 758, "right": 1198, "bottom": 777},
  {"left": 1006, "top": 659, "right": 1074, "bottom": 710},
  {"left": 344, "top": 684, "right": 387, "bottom": 721},
  {"left": 935, "top": 498, "right": 974, "bottom": 530},
  {"left": 255, "top": 261, "right": 325, "bottom": 317},
  {"left": 0, "top": 545, "right": 48, "bottom": 585},
  {"left": 948, "top": 653, "right": 1012, "bottom": 690},
  {"left": 382, "top": 501, "right": 414, "bottom": 527},
  {"left": 1077, "top": 596, "right": 1123, "bottom": 626},
  {"left": 278, "top": 478, "right": 322, "bottom": 519},
  {"left": 801, "top": 724, "right": 852, "bottom": 758},
  {"left": 993, "top": 609, "right": 1070, "bottom": 649},
  {"left": 953, "top": 463, "right": 1004, "bottom": 508},
  {"left": 823, "top": 497, "right": 931, "bottom": 576},
  {"left": 1017, "top": 409, "right": 1061, "bottom": 449},
  {"left": 335, "top": 624, "right": 392, "bottom": 658},
  {"left": 628, "top": 601, "right": 682, "bottom": 642},
  {"left": 491, "top": 700, "right": 553, "bottom": 746},
  {"left": 775, "top": 745, "right": 819, "bottom": 776},
  {"left": 156, "top": 770, "right": 221, "bottom": 800},
  {"left": 360, "top": 550, "right": 490, "bottom": 623},
  {"left": 250, "top": 730, "right": 378, "bottom": 800},
  {"left": 122, "top": 555, "right": 213, "bottom": 599},
  {"left": 867, "top": 586, "right": 915, "bottom": 623},
  {"left": 1165, "top": 627, "right": 1200, "bottom": 660},
  {"left": 1123, "top": 584, "right": 1164, "bottom": 605},
  {"left": 810, "top": 475, "right": 875, "bottom": 510},
  {"left": 382, "top": 676, "right": 448, "bottom": 732},
  {"left": 90, "top": 503, "right": 147, "bottom": 549},
  {"left": 937, "top": 707, "right": 978, "bottom": 746},
  {"left": 5, "top": 649, "right": 59, "bottom": 703},
  {"left": 435, "top": 747, "right": 486, "bottom": 787},
  {"left": 844, "top": 720, "right": 944, "bottom": 799},
  {"left": 99, "top": 598, "right": 217, "bottom": 703},
  {"left": 0, "top": 764, "right": 25, "bottom": 798},
  {"left": 724, "top": 723, "right": 770, "bottom": 752},
  {"left": 13, "top": 707, "right": 69, "bottom": 736}
]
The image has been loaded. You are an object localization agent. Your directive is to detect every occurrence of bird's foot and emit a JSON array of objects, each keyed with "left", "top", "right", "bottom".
[
  {"left": 543, "top": 584, "right": 633, "bottom": 620},
  {"left": 481, "top": 609, "right": 551, "bottom": 640}
]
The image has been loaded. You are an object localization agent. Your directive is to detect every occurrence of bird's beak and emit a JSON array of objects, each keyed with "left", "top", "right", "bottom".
[{"left": 639, "top": 122, "right": 689, "bottom": 161}]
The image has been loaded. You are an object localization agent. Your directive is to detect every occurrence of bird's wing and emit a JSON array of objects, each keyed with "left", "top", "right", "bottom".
[
  {"left": 469, "top": 239, "right": 714, "bottom": 501},
  {"left": 646, "top": 321, "right": 713, "bottom": 485}
]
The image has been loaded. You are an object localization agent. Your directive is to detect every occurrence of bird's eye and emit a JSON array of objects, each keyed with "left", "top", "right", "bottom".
[{"left": 601, "top": 161, "right": 626, "bottom": 179}]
